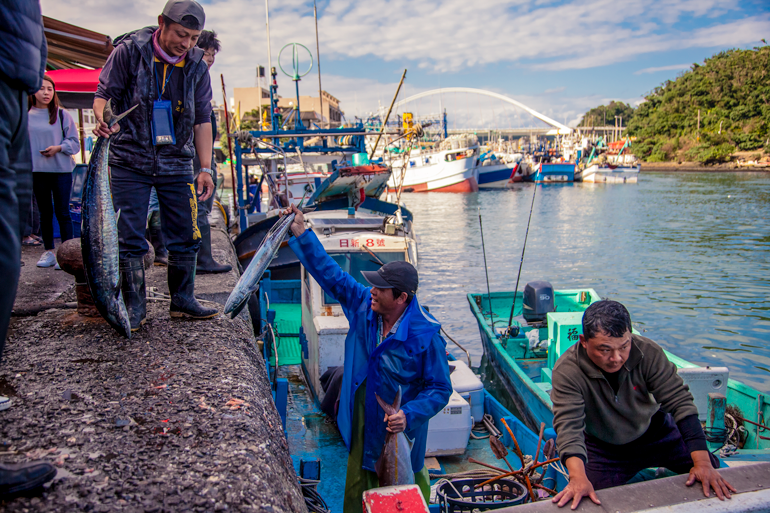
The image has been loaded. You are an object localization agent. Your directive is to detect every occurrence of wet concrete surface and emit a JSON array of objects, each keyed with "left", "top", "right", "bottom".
[{"left": 2, "top": 215, "right": 306, "bottom": 511}]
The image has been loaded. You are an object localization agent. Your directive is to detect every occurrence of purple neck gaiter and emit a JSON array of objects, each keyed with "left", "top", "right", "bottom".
[{"left": 152, "top": 29, "right": 185, "bottom": 65}]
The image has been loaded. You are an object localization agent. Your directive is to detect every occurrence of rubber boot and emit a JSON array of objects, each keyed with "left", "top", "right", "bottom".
[
  {"left": 167, "top": 254, "right": 218, "bottom": 319},
  {"left": 120, "top": 258, "right": 146, "bottom": 332},
  {"left": 196, "top": 224, "right": 232, "bottom": 274},
  {"left": 149, "top": 226, "right": 168, "bottom": 266}
]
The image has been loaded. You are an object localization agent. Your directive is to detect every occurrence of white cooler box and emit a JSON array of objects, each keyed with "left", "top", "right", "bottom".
[
  {"left": 425, "top": 391, "right": 472, "bottom": 457},
  {"left": 449, "top": 360, "right": 484, "bottom": 423}
]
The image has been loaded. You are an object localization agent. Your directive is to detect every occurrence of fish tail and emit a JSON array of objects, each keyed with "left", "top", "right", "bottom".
[
  {"left": 104, "top": 99, "right": 139, "bottom": 130},
  {"left": 375, "top": 393, "right": 395, "bottom": 416},
  {"left": 392, "top": 386, "right": 402, "bottom": 412}
]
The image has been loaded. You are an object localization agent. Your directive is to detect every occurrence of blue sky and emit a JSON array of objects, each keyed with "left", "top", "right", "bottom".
[{"left": 42, "top": 0, "right": 770, "bottom": 128}]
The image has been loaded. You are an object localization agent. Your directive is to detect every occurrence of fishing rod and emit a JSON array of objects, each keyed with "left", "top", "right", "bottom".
[
  {"left": 507, "top": 182, "right": 538, "bottom": 331},
  {"left": 478, "top": 208, "right": 493, "bottom": 324}
]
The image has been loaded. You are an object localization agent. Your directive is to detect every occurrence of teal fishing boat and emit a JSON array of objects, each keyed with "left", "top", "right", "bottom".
[{"left": 467, "top": 284, "right": 770, "bottom": 466}]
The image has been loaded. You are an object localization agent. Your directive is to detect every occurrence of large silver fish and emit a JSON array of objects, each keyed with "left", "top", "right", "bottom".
[
  {"left": 224, "top": 213, "right": 295, "bottom": 318},
  {"left": 375, "top": 387, "right": 415, "bottom": 486},
  {"left": 81, "top": 99, "right": 136, "bottom": 339}
]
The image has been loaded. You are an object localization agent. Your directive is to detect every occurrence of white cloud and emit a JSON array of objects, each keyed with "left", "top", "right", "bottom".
[
  {"left": 39, "top": 0, "right": 767, "bottom": 125},
  {"left": 634, "top": 63, "right": 692, "bottom": 74}
]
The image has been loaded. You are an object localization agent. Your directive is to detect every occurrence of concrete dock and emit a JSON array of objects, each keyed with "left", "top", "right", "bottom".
[
  {"left": 506, "top": 462, "right": 770, "bottom": 513},
  {"left": 2, "top": 215, "right": 306, "bottom": 511}
]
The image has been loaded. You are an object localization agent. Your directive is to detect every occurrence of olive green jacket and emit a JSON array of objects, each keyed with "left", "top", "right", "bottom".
[{"left": 551, "top": 334, "right": 698, "bottom": 462}]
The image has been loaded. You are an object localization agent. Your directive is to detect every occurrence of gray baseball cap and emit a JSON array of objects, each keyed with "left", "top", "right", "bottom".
[{"left": 162, "top": 0, "right": 205, "bottom": 31}]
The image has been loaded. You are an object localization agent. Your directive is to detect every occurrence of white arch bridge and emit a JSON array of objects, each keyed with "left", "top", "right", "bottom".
[{"left": 382, "top": 87, "right": 573, "bottom": 135}]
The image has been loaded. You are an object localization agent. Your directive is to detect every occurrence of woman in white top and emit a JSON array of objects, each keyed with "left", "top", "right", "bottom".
[{"left": 27, "top": 76, "right": 79, "bottom": 268}]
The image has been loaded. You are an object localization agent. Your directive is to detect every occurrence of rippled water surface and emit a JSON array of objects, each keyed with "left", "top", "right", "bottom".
[{"left": 402, "top": 172, "right": 770, "bottom": 394}]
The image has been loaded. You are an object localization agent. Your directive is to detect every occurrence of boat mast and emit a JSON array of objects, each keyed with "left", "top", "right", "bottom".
[
  {"left": 313, "top": 0, "right": 324, "bottom": 128},
  {"left": 265, "top": 0, "right": 272, "bottom": 74}
]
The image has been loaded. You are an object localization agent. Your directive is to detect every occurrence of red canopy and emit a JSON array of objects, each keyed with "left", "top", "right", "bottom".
[{"left": 46, "top": 68, "right": 101, "bottom": 93}]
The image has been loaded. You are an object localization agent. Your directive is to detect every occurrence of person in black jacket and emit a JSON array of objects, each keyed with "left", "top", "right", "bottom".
[
  {"left": 93, "top": 0, "right": 218, "bottom": 329},
  {"left": 0, "top": 0, "right": 58, "bottom": 497},
  {"left": 193, "top": 30, "right": 230, "bottom": 274}
]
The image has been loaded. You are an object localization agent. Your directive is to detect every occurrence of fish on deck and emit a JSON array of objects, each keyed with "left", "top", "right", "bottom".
[{"left": 375, "top": 387, "right": 415, "bottom": 486}]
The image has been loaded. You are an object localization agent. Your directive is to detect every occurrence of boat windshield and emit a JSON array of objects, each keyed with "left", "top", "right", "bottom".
[{"left": 323, "top": 251, "right": 407, "bottom": 305}]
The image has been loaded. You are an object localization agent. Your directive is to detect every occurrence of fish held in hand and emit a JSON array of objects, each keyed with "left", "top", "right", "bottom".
[
  {"left": 375, "top": 387, "right": 414, "bottom": 486},
  {"left": 224, "top": 213, "right": 295, "bottom": 319},
  {"left": 81, "top": 99, "right": 137, "bottom": 338}
]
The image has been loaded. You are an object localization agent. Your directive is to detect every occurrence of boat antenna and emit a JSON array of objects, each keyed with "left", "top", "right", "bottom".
[
  {"left": 313, "top": 0, "right": 324, "bottom": 128},
  {"left": 265, "top": 0, "right": 272, "bottom": 73},
  {"left": 507, "top": 183, "right": 538, "bottom": 329},
  {"left": 477, "top": 208, "right": 493, "bottom": 324}
]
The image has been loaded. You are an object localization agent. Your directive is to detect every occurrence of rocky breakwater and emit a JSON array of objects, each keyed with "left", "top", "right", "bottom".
[{"left": 1, "top": 212, "right": 306, "bottom": 512}]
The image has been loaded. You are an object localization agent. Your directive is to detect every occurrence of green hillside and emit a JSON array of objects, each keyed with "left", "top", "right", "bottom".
[
  {"left": 577, "top": 101, "right": 635, "bottom": 128},
  {"left": 583, "top": 45, "right": 770, "bottom": 163}
]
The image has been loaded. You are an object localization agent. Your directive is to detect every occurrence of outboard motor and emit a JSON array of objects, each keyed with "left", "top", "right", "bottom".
[{"left": 522, "top": 280, "right": 555, "bottom": 324}]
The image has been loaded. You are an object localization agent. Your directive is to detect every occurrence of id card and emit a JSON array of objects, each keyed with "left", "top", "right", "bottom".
[{"left": 151, "top": 100, "right": 176, "bottom": 146}]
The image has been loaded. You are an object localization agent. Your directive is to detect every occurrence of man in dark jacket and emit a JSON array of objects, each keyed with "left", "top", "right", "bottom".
[
  {"left": 0, "top": 0, "right": 58, "bottom": 496},
  {"left": 551, "top": 300, "right": 735, "bottom": 509},
  {"left": 93, "top": 0, "right": 217, "bottom": 329}
]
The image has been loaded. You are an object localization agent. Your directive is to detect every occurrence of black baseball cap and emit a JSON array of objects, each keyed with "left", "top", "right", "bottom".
[
  {"left": 162, "top": 0, "right": 205, "bottom": 30},
  {"left": 362, "top": 261, "right": 418, "bottom": 296}
]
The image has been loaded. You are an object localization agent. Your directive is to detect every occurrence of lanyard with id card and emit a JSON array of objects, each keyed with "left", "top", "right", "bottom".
[{"left": 152, "top": 63, "right": 176, "bottom": 146}]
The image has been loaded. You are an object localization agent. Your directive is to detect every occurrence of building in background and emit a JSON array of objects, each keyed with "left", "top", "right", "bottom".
[{"left": 232, "top": 87, "right": 344, "bottom": 129}]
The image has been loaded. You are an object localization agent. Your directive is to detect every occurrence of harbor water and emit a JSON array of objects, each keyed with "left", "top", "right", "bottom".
[{"left": 406, "top": 172, "right": 770, "bottom": 394}]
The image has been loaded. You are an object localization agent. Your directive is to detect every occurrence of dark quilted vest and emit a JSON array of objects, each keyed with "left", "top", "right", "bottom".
[{"left": 108, "top": 27, "right": 207, "bottom": 175}]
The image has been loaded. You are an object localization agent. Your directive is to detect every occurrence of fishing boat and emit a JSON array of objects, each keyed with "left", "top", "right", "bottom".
[
  {"left": 531, "top": 162, "right": 575, "bottom": 183},
  {"left": 573, "top": 137, "right": 640, "bottom": 183},
  {"left": 386, "top": 134, "right": 480, "bottom": 193},
  {"left": 476, "top": 152, "right": 531, "bottom": 188},
  {"left": 234, "top": 160, "right": 397, "bottom": 280},
  {"left": 252, "top": 235, "right": 569, "bottom": 511},
  {"left": 467, "top": 283, "right": 770, "bottom": 467},
  {"left": 579, "top": 162, "right": 640, "bottom": 183}
]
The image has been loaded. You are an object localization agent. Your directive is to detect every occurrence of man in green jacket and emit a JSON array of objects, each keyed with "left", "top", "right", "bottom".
[{"left": 551, "top": 300, "right": 735, "bottom": 509}]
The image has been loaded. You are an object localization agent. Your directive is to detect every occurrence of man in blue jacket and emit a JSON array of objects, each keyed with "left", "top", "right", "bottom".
[
  {"left": 284, "top": 204, "right": 452, "bottom": 511},
  {"left": 93, "top": 0, "right": 217, "bottom": 329},
  {"left": 0, "top": 0, "right": 57, "bottom": 496}
]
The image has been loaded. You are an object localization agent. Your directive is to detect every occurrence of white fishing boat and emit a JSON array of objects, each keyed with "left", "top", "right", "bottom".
[
  {"left": 580, "top": 162, "right": 640, "bottom": 183},
  {"left": 386, "top": 134, "right": 480, "bottom": 193}
]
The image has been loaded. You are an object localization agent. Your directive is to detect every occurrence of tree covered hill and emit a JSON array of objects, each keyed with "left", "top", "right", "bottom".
[
  {"left": 581, "top": 45, "right": 770, "bottom": 163},
  {"left": 577, "top": 101, "right": 635, "bottom": 128}
]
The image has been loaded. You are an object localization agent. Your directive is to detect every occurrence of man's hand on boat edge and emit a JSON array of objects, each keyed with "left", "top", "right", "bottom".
[
  {"left": 686, "top": 450, "right": 736, "bottom": 500},
  {"left": 552, "top": 457, "right": 601, "bottom": 510}
]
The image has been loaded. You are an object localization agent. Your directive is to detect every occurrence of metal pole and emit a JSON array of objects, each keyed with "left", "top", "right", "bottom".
[
  {"left": 508, "top": 183, "right": 538, "bottom": 328},
  {"left": 313, "top": 0, "right": 324, "bottom": 128},
  {"left": 265, "top": 0, "right": 272, "bottom": 73},
  {"left": 221, "top": 74, "right": 241, "bottom": 230},
  {"left": 369, "top": 69, "right": 407, "bottom": 159},
  {"left": 478, "top": 208, "right": 493, "bottom": 324}
]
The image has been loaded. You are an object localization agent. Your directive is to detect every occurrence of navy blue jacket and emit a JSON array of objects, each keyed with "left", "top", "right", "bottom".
[
  {"left": 0, "top": 1, "right": 47, "bottom": 93},
  {"left": 96, "top": 27, "right": 212, "bottom": 175},
  {"left": 289, "top": 229, "right": 452, "bottom": 473}
]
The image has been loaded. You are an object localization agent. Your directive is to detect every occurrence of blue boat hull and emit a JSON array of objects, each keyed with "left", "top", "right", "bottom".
[
  {"left": 533, "top": 163, "right": 575, "bottom": 183},
  {"left": 478, "top": 165, "right": 514, "bottom": 187}
]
